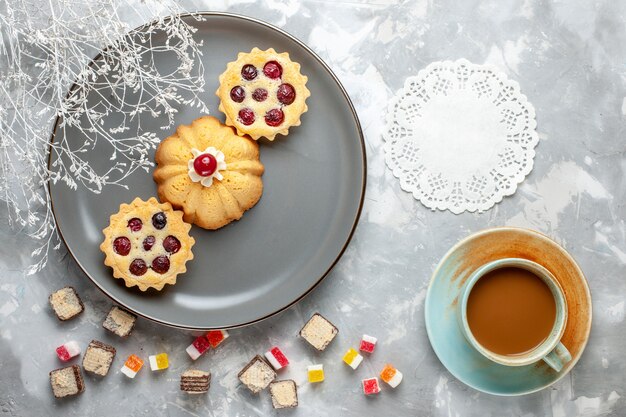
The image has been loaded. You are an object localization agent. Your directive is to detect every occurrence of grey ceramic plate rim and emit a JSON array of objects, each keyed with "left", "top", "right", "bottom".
[
  {"left": 424, "top": 227, "right": 592, "bottom": 396},
  {"left": 47, "top": 11, "right": 366, "bottom": 330}
]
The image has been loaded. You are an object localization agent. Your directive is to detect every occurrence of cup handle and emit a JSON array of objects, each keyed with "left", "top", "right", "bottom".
[{"left": 542, "top": 342, "right": 572, "bottom": 372}]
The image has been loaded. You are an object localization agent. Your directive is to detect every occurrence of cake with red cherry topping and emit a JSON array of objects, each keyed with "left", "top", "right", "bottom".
[
  {"left": 153, "top": 116, "right": 264, "bottom": 230},
  {"left": 216, "top": 47, "right": 310, "bottom": 141},
  {"left": 100, "top": 197, "right": 195, "bottom": 291}
]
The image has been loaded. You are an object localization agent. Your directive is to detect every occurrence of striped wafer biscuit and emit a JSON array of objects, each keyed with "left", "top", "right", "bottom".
[{"left": 180, "top": 369, "right": 211, "bottom": 394}]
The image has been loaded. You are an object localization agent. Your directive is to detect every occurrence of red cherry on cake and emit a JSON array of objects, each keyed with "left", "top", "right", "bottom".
[
  {"left": 265, "top": 108, "right": 284, "bottom": 127},
  {"left": 113, "top": 237, "right": 131, "bottom": 256},
  {"left": 252, "top": 88, "right": 268, "bottom": 102},
  {"left": 142, "top": 235, "right": 155, "bottom": 251},
  {"left": 230, "top": 86, "right": 245, "bottom": 103},
  {"left": 193, "top": 153, "right": 218, "bottom": 177},
  {"left": 277, "top": 83, "right": 296, "bottom": 105},
  {"left": 129, "top": 259, "right": 147, "bottom": 276},
  {"left": 127, "top": 218, "right": 142, "bottom": 232},
  {"left": 238, "top": 108, "right": 256, "bottom": 125},
  {"left": 241, "top": 64, "right": 258, "bottom": 80},
  {"left": 263, "top": 61, "right": 282, "bottom": 79},
  {"left": 152, "top": 255, "right": 170, "bottom": 274},
  {"left": 163, "top": 236, "right": 181, "bottom": 254}
]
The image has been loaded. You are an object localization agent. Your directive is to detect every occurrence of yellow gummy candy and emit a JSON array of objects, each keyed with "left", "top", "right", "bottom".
[
  {"left": 343, "top": 348, "right": 358, "bottom": 364},
  {"left": 308, "top": 365, "right": 324, "bottom": 383},
  {"left": 156, "top": 353, "right": 168, "bottom": 369}
]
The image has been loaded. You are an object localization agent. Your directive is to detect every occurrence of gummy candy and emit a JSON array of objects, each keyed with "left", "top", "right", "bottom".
[
  {"left": 206, "top": 330, "right": 229, "bottom": 348},
  {"left": 380, "top": 364, "right": 403, "bottom": 388},
  {"left": 121, "top": 354, "right": 143, "bottom": 378},
  {"left": 342, "top": 348, "right": 363, "bottom": 370},
  {"left": 265, "top": 346, "right": 289, "bottom": 370},
  {"left": 149, "top": 353, "right": 169, "bottom": 371},
  {"left": 362, "top": 377, "right": 381, "bottom": 395},
  {"left": 56, "top": 341, "right": 81, "bottom": 362},
  {"left": 359, "top": 334, "right": 377, "bottom": 354},
  {"left": 307, "top": 364, "right": 324, "bottom": 383},
  {"left": 186, "top": 335, "right": 211, "bottom": 360}
]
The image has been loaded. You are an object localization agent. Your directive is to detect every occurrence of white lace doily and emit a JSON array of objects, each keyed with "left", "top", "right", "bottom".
[{"left": 383, "top": 59, "right": 538, "bottom": 214}]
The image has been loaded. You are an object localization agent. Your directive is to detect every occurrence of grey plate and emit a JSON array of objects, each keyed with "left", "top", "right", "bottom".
[{"left": 49, "top": 12, "right": 365, "bottom": 330}]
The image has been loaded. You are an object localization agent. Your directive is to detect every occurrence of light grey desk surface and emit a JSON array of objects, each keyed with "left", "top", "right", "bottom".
[{"left": 1, "top": 0, "right": 625, "bottom": 415}]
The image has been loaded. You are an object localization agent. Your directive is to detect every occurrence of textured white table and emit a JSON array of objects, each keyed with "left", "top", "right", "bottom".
[{"left": 1, "top": 0, "right": 625, "bottom": 416}]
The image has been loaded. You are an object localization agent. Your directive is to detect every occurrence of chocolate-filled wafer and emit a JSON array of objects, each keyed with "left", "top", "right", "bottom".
[
  {"left": 82, "top": 340, "right": 116, "bottom": 376},
  {"left": 102, "top": 306, "right": 136, "bottom": 337},
  {"left": 50, "top": 365, "right": 85, "bottom": 398},
  {"left": 49, "top": 287, "right": 84, "bottom": 321},
  {"left": 238, "top": 355, "right": 276, "bottom": 394},
  {"left": 269, "top": 380, "right": 298, "bottom": 409},
  {"left": 180, "top": 369, "right": 211, "bottom": 394},
  {"left": 299, "top": 312, "right": 338, "bottom": 351}
]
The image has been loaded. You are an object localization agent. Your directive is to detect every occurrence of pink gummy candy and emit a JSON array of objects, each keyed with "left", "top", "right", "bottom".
[
  {"left": 270, "top": 347, "right": 289, "bottom": 367},
  {"left": 192, "top": 335, "right": 210, "bottom": 354},
  {"left": 56, "top": 346, "right": 71, "bottom": 361},
  {"left": 362, "top": 378, "right": 381, "bottom": 395},
  {"left": 55, "top": 341, "right": 80, "bottom": 362},
  {"left": 265, "top": 346, "right": 289, "bottom": 370},
  {"left": 359, "top": 335, "right": 377, "bottom": 354}
]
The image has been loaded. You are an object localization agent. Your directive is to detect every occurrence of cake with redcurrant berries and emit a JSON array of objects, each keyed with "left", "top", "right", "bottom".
[
  {"left": 153, "top": 116, "right": 265, "bottom": 230},
  {"left": 100, "top": 197, "right": 195, "bottom": 291},
  {"left": 216, "top": 47, "right": 310, "bottom": 141}
]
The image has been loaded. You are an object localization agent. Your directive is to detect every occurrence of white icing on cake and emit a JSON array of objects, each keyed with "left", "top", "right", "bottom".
[{"left": 187, "top": 147, "right": 227, "bottom": 187}]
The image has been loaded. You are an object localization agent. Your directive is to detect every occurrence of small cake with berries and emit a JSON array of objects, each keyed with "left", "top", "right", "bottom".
[
  {"left": 100, "top": 197, "right": 195, "bottom": 291},
  {"left": 216, "top": 47, "right": 310, "bottom": 140},
  {"left": 153, "top": 116, "right": 264, "bottom": 230}
]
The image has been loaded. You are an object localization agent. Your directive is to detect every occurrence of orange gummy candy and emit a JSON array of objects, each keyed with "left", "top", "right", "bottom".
[
  {"left": 380, "top": 364, "right": 397, "bottom": 382},
  {"left": 125, "top": 354, "right": 144, "bottom": 372}
]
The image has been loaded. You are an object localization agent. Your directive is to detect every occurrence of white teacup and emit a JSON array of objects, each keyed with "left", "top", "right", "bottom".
[{"left": 458, "top": 258, "right": 572, "bottom": 371}]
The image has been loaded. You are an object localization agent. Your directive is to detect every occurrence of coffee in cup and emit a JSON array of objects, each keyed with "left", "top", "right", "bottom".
[{"left": 458, "top": 258, "right": 572, "bottom": 371}]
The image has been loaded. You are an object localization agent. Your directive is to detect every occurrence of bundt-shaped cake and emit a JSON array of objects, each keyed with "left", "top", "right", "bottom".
[{"left": 153, "top": 116, "right": 265, "bottom": 230}]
